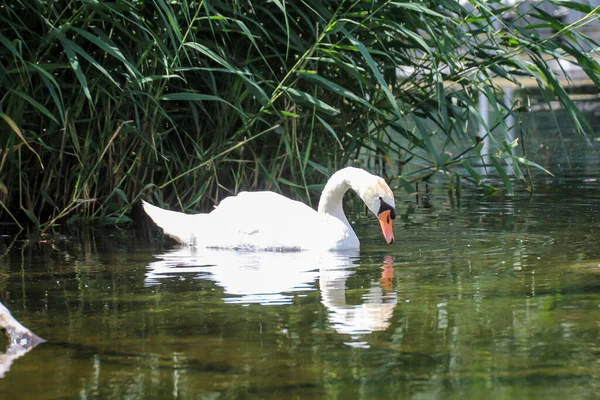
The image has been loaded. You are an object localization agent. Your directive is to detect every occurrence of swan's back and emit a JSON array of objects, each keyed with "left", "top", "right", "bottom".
[{"left": 208, "top": 192, "right": 329, "bottom": 250}]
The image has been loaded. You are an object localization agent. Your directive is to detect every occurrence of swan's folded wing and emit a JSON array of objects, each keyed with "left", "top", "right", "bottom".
[
  {"left": 213, "top": 191, "right": 315, "bottom": 215},
  {"left": 209, "top": 192, "right": 324, "bottom": 250}
]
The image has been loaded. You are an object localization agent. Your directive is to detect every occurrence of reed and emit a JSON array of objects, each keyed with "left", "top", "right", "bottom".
[{"left": 1, "top": 0, "right": 598, "bottom": 226}]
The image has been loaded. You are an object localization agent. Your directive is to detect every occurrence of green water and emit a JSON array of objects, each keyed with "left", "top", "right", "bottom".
[{"left": 1, "top": 128, "right": 600, "bottom": 398}]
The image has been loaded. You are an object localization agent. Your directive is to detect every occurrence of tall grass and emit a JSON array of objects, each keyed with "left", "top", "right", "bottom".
[{"left": 1, "top": 0, "right": 599, "bottom": 226}]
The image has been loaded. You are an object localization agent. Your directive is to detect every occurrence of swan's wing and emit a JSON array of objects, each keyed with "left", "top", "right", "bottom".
[
  {"left": 207, "top": 192, "right": 331, "bottom": 250},
  {"left": 212, "top": 191, "right": 314, "bottom": 215},
  {"left": 211, "top": 191, "right": 360, "bottom": 250}
]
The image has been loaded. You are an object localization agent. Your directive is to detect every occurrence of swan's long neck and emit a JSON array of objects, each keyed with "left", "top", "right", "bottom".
[{"left": 318, "top": 167, "right": 369, "bottom": 227}]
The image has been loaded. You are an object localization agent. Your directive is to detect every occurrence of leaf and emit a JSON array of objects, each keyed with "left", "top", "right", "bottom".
[
  {"left": 58, "top": 37, "right": 93, "bottom": 103},
  {"left": 184, "top": 42, "right": 234, "bottom": 69},
  {"left": 549, "top": 0, "right": 594, "bottom": 14},
  {"left": 24, "top": 209, "right": 39, "bottom": 226},
  {"left": 72, "top": 27, "right": 141, "bottom": 79},
  {"left": 160, "top": 92, "right": 243, "bottom": 116},
  {"left": 298, "top": 71, "right": 379, "bottom": 112},
  {"left": 341, "top": 29, "right": 400, "bottom": 114},
  {"left": 10, "top": 89, "right": 59, "bottom": 124},
  {"left": 306, "top": 160, "right": 329, "bottom": 177},
  {"left": 0, "top": 113, "right": 44, "bottom": 169},
  {"left": 414, "top": 118, "right": 442, "bottom": 166},
  {"left": 316, "top": 115, "right": 343, "bottom": 149},
  {"left": 278, "top": 177, "right": 305, "bottom": 188},
  {"left": 282, "top": 86, "right": 340, "bottom": 115},
  {"left": 0, "top": 35, "right": 23, "bottom": 61},
  {"left": 390, "top": 2, "right": 448, "bottom": 18},
  {"left": 132, "top": 75, "right": 183, "bottom": 85},
  {"left": 112, "top": 188, "right": 129, "bottom": 204},
  {"left": 398, "top": 177, "right": 416, "bottom": 194},
  {"left": 280, "top": 110, "right": 299, "bottom": 118},
  {"left": 515, "top": 157, "right": 555, "bottom": 176},
  {"left": 463, "top": 161, "right": 483, "bottom": 184},
  {"left": 28, "top": 62, "right": 65, "bottom": 124},
  {"left": 490, "top": 156, "right": 513, "bottom": 194},
  {"left": 511, "top": 157, "right": 525, "bottom": 180}
]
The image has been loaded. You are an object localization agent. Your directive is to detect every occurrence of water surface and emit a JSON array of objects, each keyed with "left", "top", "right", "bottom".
[{"left": 1, "top": 132, "right": 600, "bottom": 399}]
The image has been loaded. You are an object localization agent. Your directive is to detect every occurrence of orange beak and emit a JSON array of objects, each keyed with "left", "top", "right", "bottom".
[{"left": 378, "top": 210, "right": 394, "bottom": 244}]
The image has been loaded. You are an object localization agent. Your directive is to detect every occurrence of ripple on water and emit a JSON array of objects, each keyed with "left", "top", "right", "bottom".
[{"left": 2, "top": 132, "right": 600, "bottom": 398}]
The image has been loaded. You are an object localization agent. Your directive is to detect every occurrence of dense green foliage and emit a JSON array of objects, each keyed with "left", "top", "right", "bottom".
[{"left": 1, "top": 0, "right": 599, "bottom": 226}]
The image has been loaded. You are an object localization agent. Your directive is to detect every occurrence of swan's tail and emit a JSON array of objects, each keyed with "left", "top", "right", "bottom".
[{"left": 142, "top": 200, "right": 203, "bottom": 245}]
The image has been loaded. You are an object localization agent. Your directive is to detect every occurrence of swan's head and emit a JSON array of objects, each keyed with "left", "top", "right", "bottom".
[
  {"left": 319, "top": 167, "right": 397, "bottom": 245},
  {"left": 357, "top": 176, "right": 396, "bottom": 245}
]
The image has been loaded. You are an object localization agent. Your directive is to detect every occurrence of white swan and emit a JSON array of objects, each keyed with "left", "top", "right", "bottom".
[{"left": 142, "top": 167, "right": 396, "bottom": 251}]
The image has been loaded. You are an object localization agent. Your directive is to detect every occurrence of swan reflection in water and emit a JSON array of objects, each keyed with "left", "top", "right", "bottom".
[
  {"left": 320, "top": 255, "right": 396, "bottom": 343},
  {"left": 145, "top": 248, "right": 397, "bottom": 341}
]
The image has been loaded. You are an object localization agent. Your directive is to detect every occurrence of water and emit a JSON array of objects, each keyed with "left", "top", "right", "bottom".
[{"left": 1, "top": 131, "right": 600, "bottom": 399}]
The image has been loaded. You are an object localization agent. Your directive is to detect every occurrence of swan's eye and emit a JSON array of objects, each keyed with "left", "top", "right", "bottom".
[{"left": 378, "top": 198, "right": 396, "bottom": 219}]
